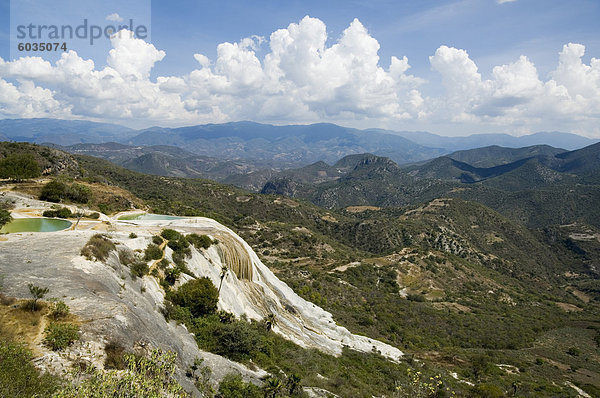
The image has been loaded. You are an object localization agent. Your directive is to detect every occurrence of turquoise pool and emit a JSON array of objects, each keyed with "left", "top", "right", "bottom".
[{"left": 0, "top": 218, "right": 72, "bottom": 233}]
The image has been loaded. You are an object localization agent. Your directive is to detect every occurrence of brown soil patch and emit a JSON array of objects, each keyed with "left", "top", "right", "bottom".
[
  {"left": 433, "top": 302, "right": 472, "bottom": 313},
  {"left": 569, "top": 289, "right": 591, "bottom": 303},
  {"left": 556, "top": 302, "right": 583, "bottom": 312},
  {"left": 345, "top": 206, "right": 381, "bottom": 213}
]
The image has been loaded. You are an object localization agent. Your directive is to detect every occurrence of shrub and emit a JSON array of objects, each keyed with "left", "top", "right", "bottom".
[
  {"left": 187, "top": 233, "right": 214, "bottom": 250},
  {"left": 118, "top": 249, "right": 135, "bottom": 266},
  {"left": 164, "top": 268, "right": 181, "bottom": 286},
  {"left": 205, "top": 321, "right": 262, "bottom": 362},
  {"left": 43, "top": 322, "right": 80, "bottom": 350},
  {"left": 130, "top": 261, "right": 150, "bottom": 279},
  {"left": 129, "top": 232, "right": 137, "bottom": 239},
  {"left": 152, "top": 235, "right": 163, "bottom": 245},
  {"left": 169, "top": 278, "right": 218, "bottom": 317},
  {"left": 86, "top": 212, "right": 100, "bottom": 219},
  {"left": 0, "top": 340, "right": 61, "bottom": 397},
  {"left": 172, "top": 251, "right": 187, "bottom": 268},
  {"left": 567, "top": 347, "right": 581, "bottom": 356},
  {"left": 407, "top": 294, "right": 426, "bottom": 302},
  {"left": 104, "top": 341, "right": 127, "bottom": 370},
  {"left": 40, "top": 180, "right": 68, "bottom": 202},
  {"left": 43, "top": 207, "right": 72, "bottom": 218},
  {"left": 158, "top": 258, "right": 170, "bottom": 269},
  {"left": 167, "top": 237, "right": 190, "bottom": 254},
  {"left": 161, "top": 229, "right": 181, "bottom": 241},
  {"left": 217, "top": 373, "right": 262, "bottom": 398},
  {"left": 39, "top": 180, "right": 92, "bottom": 204},
  {"left": 55, "top": 349, "right": 187, "bottom": 397},
  {"left": 0, "top": 208, "right": 12, "bottom": 229},
  {"left": 67, "top": 183, "right": 92, "bottom": 204},
  {"left": 0, "top": 154, "right": 40, "bottom": 181},
  {"left": 49, "top": 300, "right": 70, "bottom": 320},
  {"left": 471, "top": 383, "right": 504, "bottom": 397},
  {"left": 81, "top": 234, "right": 116, "bottom": 262},
  {"left": 144, "top": 244, "right": 163, "bottom": 261}
]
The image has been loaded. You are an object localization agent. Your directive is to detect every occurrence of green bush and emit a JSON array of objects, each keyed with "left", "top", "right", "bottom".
[
  {"left": 43, "top": 207, "right": 72, "bottom": 218},
  {"left": 161, "top": 229, "right": 181, "bottom": 241},
  {"left": 187, "top": 233, "right": 214, "bottom": 250},
  {"left": 86, "top": 212, "right": 100, "bottom": 219},
  {"left": 0, "top": 208, "right": 12, "bottom": 229},
  {"left": 130, "top": 261, "right": 150, "bottom": 279},
  {"left": 54, "top": 349, "right": 187, "bottom": 397},
  {"left": 144, "top": 244, "right": 163, "bottom": 261},
  {"left": 43, "top": 322, "right": 80, "bottom": 351},
  {"left": 0, "top": 153, "right": 40, "bottom": 181},
  {"left": 129, "top": 232, "right": 137, "bottom": 239},
  {"left": 167, "top": 236, "right": 190, "bottom": 254},
  {"left": 152, "top": 235, "right": 163, "bottom": 245},
  {"left": 49, "top": 300, "right": 70, "bottom": 320},
  {"left": 208, "top": 321, "right": 262, "bottom": 362},
  {"left": 158, "top": 258, "right": 170, "bottom": 269},
  {"left": 39, "top": 180, "right": 92, "bottom": 204},
  {"left": 40, "top": 180, "right": 68, "bottom": 203},
  {"left": 80, "top": 234, "right": 115, "bottom": 262},
  {"left": 169, "top": 278, "right": 218, "bottom": 317},
  {"left": 0, "top": 340, "right": 61, "bottom": 397},
  {"left": 471, "top": 383, "right": 505, "bottom": 397},
  {"left": 217, "top": 373, "right": 261, "bottom": 398},
  {"left": 67, "top": 183, "right": 92, "bottom": 204},
  {"left": 164, "top": 268, "right": 181, "bottom": 286}
]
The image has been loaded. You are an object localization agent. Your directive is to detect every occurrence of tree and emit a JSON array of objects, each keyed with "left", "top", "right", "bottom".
[
  {"left": 263, "top": 313, "right": 277, "bottom": 332},
  {"left": 27, "top": 283, "right": 49, "bottom": 311},
  {"left": 218, "top": 265, "right": 229, "bottom": 295},
  {"left": 169, "top": 278, "right": 218, "bottom": 317},
  {"left": 0, "top": 154, "right": 40, "bottom": 181},
  {"left": 262, "top": 376, "right": 283, "bottom": 398},
  {"left": 0, "top": 208, "right": 12, "bottom": 229},
  {"left": 286, "top": 373, "right": 301, "bottom": 396},
  {"left": 40, "top": 180, "right": 68, "bottom": 203}
]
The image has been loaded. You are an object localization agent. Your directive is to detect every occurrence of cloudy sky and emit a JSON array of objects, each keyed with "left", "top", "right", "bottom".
[{"left": 1, "top": 0, "right": 600, "bottom": 137}]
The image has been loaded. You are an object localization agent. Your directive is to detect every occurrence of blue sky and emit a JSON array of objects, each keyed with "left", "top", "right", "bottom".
[{"left": 1, "top": 0, "right": 600, "bottom": 136}]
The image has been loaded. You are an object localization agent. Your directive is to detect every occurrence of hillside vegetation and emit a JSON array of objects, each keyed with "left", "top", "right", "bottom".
[{"left": 1, "top": 142, "right": 599, "bottom": 397}]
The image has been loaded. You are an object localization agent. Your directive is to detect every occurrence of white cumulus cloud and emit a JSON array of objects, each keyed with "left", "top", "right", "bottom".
[{"left": 0, "top": 17, "right": 600, "bottom": 137}]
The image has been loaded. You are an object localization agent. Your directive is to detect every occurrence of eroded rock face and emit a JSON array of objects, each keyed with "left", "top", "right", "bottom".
[{"left": 0, "top": 209, "right": 401, "bottom": 395}]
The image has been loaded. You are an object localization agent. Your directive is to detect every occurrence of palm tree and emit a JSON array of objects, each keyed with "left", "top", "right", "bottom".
[
  {"left": 287, "top": 373, "right": 301, "bottom": 395},
  {"left": 262, "top": 376, "right": 283, "bottom": 398},
  {"left": 218, "top": 265, "right": 228, "bottom": 295},
  {"left": 264, "top": 313, "right": 277, "bottom": 332}
]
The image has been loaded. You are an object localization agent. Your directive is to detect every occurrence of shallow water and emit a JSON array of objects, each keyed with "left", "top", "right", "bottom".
[{"left": 0, "top": 218, "right": 72, "bottom": 233}]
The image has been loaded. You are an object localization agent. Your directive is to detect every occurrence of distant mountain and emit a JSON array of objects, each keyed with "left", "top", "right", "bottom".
[
  {"left": 259, "top": 143, "right": 600, "bottom": 228},
  {"left": 377, "top": 130, "right": 598, "bottom": 151},
  {"left": 447, "top": 145, "right": 566, "bottom": 167},
  {"left": 126, "top": 121, "right": 447, "bottom": 167},
  {"left": 0, "top": 118, "right": 137, "bottom": 145},
  {"left": 57, "top": 142, "right": 270, "bottom": 180}
]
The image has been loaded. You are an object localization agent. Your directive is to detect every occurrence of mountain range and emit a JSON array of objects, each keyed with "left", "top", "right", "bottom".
[{"left": 1, "top": 118, "right": 598, "bottom": 169}]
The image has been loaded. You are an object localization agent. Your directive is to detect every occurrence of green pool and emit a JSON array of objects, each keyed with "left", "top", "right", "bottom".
[
  {"left": 0, "top": 218, "right": 72, "bottom": 233},
  {"left": 119, "top": 213, "right": 185, "bottom": 221}
]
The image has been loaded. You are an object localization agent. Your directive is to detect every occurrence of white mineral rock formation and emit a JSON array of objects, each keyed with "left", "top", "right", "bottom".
[{"left": 123, "top": 216, "right": 403, "bottom": 361}]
